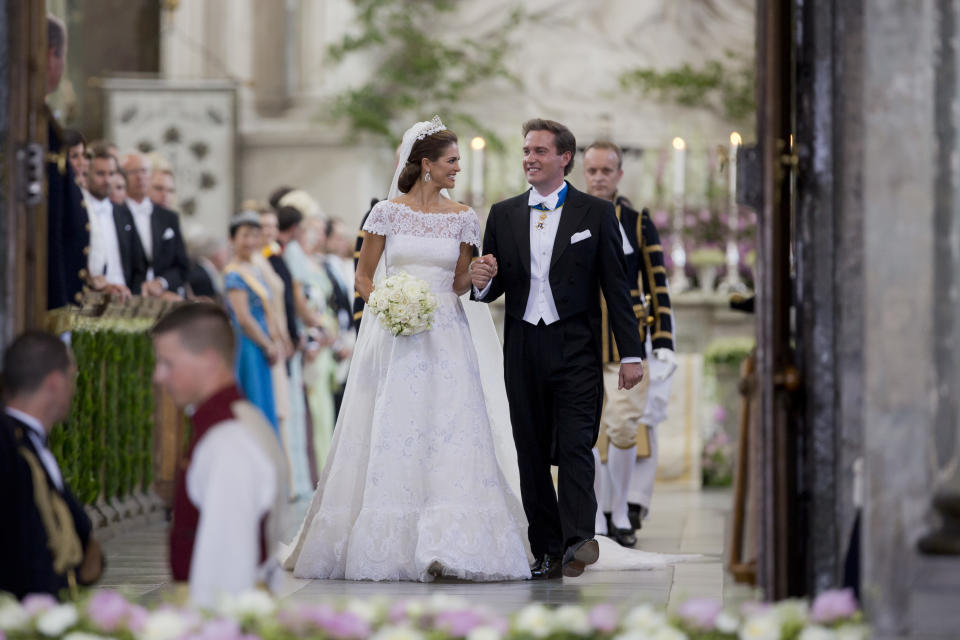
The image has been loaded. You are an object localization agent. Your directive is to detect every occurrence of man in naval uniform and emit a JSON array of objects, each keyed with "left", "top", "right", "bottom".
[
  {"left": 0, "top": 331, "right": 103, "bottom": 599},
  {"left": 45, "top": 15, "right": 90, "bottom": 310},
  {"left": 151, "top": 303, "right": 288, "bottom": 607},
  {"left": 583, "top": 141, "right": 676, "bottom": 546}
]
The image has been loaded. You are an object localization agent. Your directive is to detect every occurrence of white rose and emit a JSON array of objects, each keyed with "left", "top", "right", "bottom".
[
  {"left": 623, "top": 604, "right": 668, "bottom": 633},
  {"left": 515, "top": 604, "right": 552, "bottom": 638},
  {"left": 653, "top": 626, "right": 689, "bottom": 640},
  {"left": 738, "top": 612, "right": 781, "bottom": 640},
  {"left": 347, "top": 599, "right": 382, "bottom": 623},
  {"left": 402, "top": 283, "right": 422, "bottom": 299},
  {"left": 799, "top": 626, "right": 837, "bottom": 640},
  {"left": 64, "top": 632, "right": 113, "bottom": 640},
  {"left": 771, "top": 600, "right": 809, "bottom": 627},
  {"left": 141, "top": 610, "right": 190, "bottom": 640},
  {"left": 716, "top": 612, "right": 740, "bottom": 633},
  {"left": 370, "top": 624, "right": 424, "bottom": 640},
  {"left": 0, "top": 598, "right": 29, "bottom": 632},
  {"left": 834, "top": 625, "right": 869, "bottom": 640},
  {"left": 36, "top": 603, "right": 78, "bottom": 637},
  {"left": 217, "top": 590, "right": 276, "bottom": 619},
  {"left": 388, "top": 288, "right": 404, "bottom": 303},
  {"left": 467, "top": 626, "right": 502, "bottom": 640},
  {"left": 553, "top": 605, "right": 591, "bottom": 635}
]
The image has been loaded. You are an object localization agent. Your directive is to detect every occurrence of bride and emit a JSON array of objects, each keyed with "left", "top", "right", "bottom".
[{"left": 282, "top": 117, "right": 532, "bottom": 581}]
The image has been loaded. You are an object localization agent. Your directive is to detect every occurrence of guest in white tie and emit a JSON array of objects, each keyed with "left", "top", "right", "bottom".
[
  {"left": 123, "top": 152, "right": 190, "bottom": 298},
  {"left": 86, "top": 144, "right": 147, "bottom": 297}
]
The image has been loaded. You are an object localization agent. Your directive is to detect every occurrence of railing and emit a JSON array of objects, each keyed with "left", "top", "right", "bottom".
[{"left": 46, "top": 294, "right": 185, "bottom": 528}]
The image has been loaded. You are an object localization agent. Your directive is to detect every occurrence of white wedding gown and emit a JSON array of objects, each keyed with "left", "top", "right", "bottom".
[{"left": 283, "top": 201, "right": 532, "bottom": 581}]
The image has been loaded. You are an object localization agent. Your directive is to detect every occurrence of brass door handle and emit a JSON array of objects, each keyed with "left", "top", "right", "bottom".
[{"left": 773, "top": 365, "right": 800, "bottom": 391}]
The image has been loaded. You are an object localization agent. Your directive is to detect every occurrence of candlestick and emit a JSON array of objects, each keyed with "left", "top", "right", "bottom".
[
  {"left": 471, "top": 136, "right": 485, "bottom": 206},
  {"left": 720, "top": 131, "right": 744, "bottom": 292},
  {"left": 670, "top": 137, "right": 690, "bottom": 292}
]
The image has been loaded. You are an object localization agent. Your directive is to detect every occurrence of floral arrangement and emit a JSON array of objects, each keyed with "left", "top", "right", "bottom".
[
  {"left": 0, "top": 589, "right": 869, "bottom": 640},
  {"left": 704, "top": 337, "right": 755, "bottom": 369},
  {"left": 702, "top": 421, "right": 735, "bottom": 488},
  {"left": 368, "top": 273, "right": 439, "bottom": 337}
]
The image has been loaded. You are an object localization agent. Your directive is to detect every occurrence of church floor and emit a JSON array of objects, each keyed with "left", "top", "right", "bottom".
[{"left": 97, "top": 487, "right": 753, "bottom": 613}]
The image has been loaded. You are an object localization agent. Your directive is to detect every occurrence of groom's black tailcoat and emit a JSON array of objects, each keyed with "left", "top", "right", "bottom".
[{"left": 475, "top": 183, "right": 644, "bottom": 558}]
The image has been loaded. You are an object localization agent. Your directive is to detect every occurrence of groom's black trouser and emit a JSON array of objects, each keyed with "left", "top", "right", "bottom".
[{"left": 503, "top": 314, "right": 603, "bottom": 559}]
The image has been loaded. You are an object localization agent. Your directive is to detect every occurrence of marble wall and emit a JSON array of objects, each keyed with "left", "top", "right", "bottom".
[{"left": 158, "top": 0, "right": 755, "bottom": 228}]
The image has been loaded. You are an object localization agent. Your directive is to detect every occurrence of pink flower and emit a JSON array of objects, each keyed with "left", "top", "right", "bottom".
[
  {"left": 127, "top": 604, "right": 149, "bottom": 632},
  {"left": 810, "top": 588, "right": 859, "bottom": 623},
  {"left": 192, "top": 618, "right": 245, "bottom": 640},
  {"left": 87, "top": 590, "right": 132, "bottom": 631},
  {"left": 740, "top": 601, "right": 770, "bottom": 617},
  {"left": 713, "top": 406, "right": 728, "bottom": 424},
  {"left": 388, "top": 602, "right": 409, "bottom": 624},
  {"left": 21, "top": 593, "right": 57, "bottom": 615},
  {"left": 677, "top": 598, "right": 723, "bottom": 630},
  {"left": 699, "top": 209, "right": 712, "bottom": 222},
  {"left": 653, "top": 211, "right": 670, "bottom": 228},
  {"left": 435, "top": 609, "right": 486, "bottom": 636},
  {"left": 684, "top": 214, "right": 697, "bottom": 227},
  {"left": 588, "top": 604, "right": 619, "bottom": 633}
]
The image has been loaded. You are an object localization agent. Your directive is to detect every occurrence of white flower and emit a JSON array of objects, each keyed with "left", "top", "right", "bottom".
[
  {"left": 141, "top": 610, "right": 190, "bottom": 640},
  {"left": 613, "top": 631, "right": 650, "bottom": 640},
  {"left": 515, "top": 604, "right": 552, "bottom": 638},
  {"left": 553, "top": 605, "right": 591, "bottom": 635},
  {"left": 738, "top": 612, "right": 781, "bottom": 640},
  {"left": 771, "top": 600, "right": 809, "bottom": 627},
  {"left": 716, "top": 612, "right": 740, "bottom": 633},
  {"left": 0, "top": 597, "right": 29, "bottom": 631},
  {"left": 216, "top": 590, "right": 276, "bottom": 619},
  {"left": 426, "top": 594, "right": 469, "bottom": 614},
  {"left": 799, "top": 626, "right": 837, "bottom": 640},
  {"left": 834, "top": 625, "right": 870, "bottom": 640},
  {"left": 370, "top": 624, "right": 425, "bottom": 640},
  {"left": 347, "top": 599, "right": 383, "bottom": 624},
  {"left": 64, "top": 632, "right": 113, "bottom": 640},
  {"left": 652, "top": 626, "right": 688, "bottom": 640},
  {"left": 467, "top": 625, "right": 502, "bottom": 640},
  {"left": 36, "top": 603, "right": 78, "bottom": 637},
  {"left": 623, "top": 604, "right": 668, "bottom": 633}
]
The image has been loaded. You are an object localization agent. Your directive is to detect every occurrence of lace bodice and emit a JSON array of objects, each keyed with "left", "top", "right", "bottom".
[{"left": 363, "top": 201, "right": 480, "bottom": 293}]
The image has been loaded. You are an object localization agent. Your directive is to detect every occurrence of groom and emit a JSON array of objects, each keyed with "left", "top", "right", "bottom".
[{"left": 472, "top": 119, "right": 645, "bottom": 578}]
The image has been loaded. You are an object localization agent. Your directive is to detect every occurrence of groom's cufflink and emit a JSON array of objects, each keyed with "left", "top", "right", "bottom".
[{"left": 570, "top": 230, "right": 592, "bottom": 244}]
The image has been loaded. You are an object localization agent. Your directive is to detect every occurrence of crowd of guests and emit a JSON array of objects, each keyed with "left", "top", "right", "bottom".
[{"left": 57, "top": 116, "right": 358, "bottom": 493}]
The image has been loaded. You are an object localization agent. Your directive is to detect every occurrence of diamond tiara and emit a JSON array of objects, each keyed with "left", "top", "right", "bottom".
[{"left": 415, "top": 115, "right": 446, "bottom": 140}]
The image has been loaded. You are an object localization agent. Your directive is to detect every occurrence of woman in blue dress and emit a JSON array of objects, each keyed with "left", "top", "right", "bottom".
[{"left": 223, "top": 211, "right": 282, "bottom": 433}]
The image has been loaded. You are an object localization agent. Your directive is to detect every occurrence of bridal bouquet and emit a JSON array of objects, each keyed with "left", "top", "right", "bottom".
[{"left": 368, "top": 272, "right": 439, "bottom": 336}]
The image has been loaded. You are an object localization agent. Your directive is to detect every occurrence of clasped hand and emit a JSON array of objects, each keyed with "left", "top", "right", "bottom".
[
  {"left": 618, "top": 362, "right": 644, "bottom": 390},
  {"left": 470, "top": 254, "right": 498, "bottom": 289}
]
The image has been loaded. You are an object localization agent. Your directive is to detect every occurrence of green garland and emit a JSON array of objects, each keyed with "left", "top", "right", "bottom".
[{"left": 49, "top": 318, "right": 157, "bottom": 506}]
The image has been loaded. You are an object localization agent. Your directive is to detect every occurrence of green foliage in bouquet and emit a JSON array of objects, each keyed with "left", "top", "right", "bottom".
[
  {"left": 325, "top": 0, "right": 525, "bottom": 151},
  {"left": 47, "top": 318, "right": 156, "bottom": 505}
]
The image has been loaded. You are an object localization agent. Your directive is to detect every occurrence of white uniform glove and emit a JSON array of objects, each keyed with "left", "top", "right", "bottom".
[{"left": 649, "top": 348, "right": 678, "bottom": 382}]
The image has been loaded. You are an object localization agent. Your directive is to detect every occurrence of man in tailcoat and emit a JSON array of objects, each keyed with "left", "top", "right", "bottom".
[{"left": 471, "top": 119, "right": 644, "bottom": 578}]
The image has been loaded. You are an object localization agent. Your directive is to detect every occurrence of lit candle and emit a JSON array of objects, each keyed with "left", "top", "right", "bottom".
[
  {"left": 471, "top": 136, "right": 485, "bottom": 206},
  {"left": 670, "top": 137, "right": 689, "bottom": 291},
  {"left": 722, "top": 131, "right": 742, "bottom": 291}
]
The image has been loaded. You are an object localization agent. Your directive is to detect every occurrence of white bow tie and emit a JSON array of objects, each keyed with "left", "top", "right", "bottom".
[{"left": 528, "top": 191, "right": 556, "bottom": 209}]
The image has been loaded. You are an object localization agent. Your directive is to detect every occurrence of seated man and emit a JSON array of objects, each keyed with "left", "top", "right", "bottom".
[
  {"left": 0, "top": 332, "right": 103, "bottom": 599},
  {"left": 151, "top": 302, "right": 288, "bottom": 607}
]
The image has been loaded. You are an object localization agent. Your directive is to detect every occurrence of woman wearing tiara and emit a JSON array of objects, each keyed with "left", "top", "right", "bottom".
[{"left": 282, "top": 117, "right": 532, "bottom": 581}]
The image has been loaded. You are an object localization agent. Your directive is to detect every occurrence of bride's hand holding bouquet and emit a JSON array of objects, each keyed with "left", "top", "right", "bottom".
[{"left": 368, "top": 272, "right": 438, "bottom": 336}]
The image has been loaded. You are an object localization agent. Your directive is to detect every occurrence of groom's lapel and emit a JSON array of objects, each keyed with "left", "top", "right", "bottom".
[
  {"left": 510, "top": 191, "right": 531, "bottom": 276},
  {"left": 550, "top": 184, "right": 589, "bottom": 270}
]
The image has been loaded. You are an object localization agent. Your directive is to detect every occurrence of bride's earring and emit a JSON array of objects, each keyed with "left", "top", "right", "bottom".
[{"left": 424, "top": 171, "right": 431, "bottom": 183}]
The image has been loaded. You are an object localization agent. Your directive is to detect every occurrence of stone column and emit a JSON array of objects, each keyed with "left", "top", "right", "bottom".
[{"left": 252, "top": 0, "right": 290, "bottom": 117}]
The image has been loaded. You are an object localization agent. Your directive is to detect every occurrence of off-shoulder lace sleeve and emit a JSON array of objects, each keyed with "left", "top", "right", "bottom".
[
  {"left": 460, "top": 209, "right": 481, "bottom": 247},
  {"left": 362, "top": 201, "right": 391, "bottom": 236}
]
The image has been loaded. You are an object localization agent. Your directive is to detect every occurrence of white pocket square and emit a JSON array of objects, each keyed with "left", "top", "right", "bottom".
[
  {"left": 570, "top": 229, "right": 592, "bottom": 244},
  {"left": 162, "top": 227, "right": 175, "bottom": 240}
]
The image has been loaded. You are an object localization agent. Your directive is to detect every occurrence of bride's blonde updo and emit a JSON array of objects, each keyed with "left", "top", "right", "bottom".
[{"left": 397, "top": 129, "right": 459, "bottom": 193}]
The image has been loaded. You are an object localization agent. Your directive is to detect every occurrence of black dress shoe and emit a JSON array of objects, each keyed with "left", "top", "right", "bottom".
[
  {"left": 627, "top": 503, "right": 644, "bottom": 531},
  {"left": 604, "top": 512, "right": 614, "bottom": 535},
  {"left": 531, "top": 554, "right": 562, "bottom": 580},
  {"left": 562, "top": 538, "right": 600, "bottom": 577},
  {"left": 612, "top": 527, "right": 637, "bottom": 548}
]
